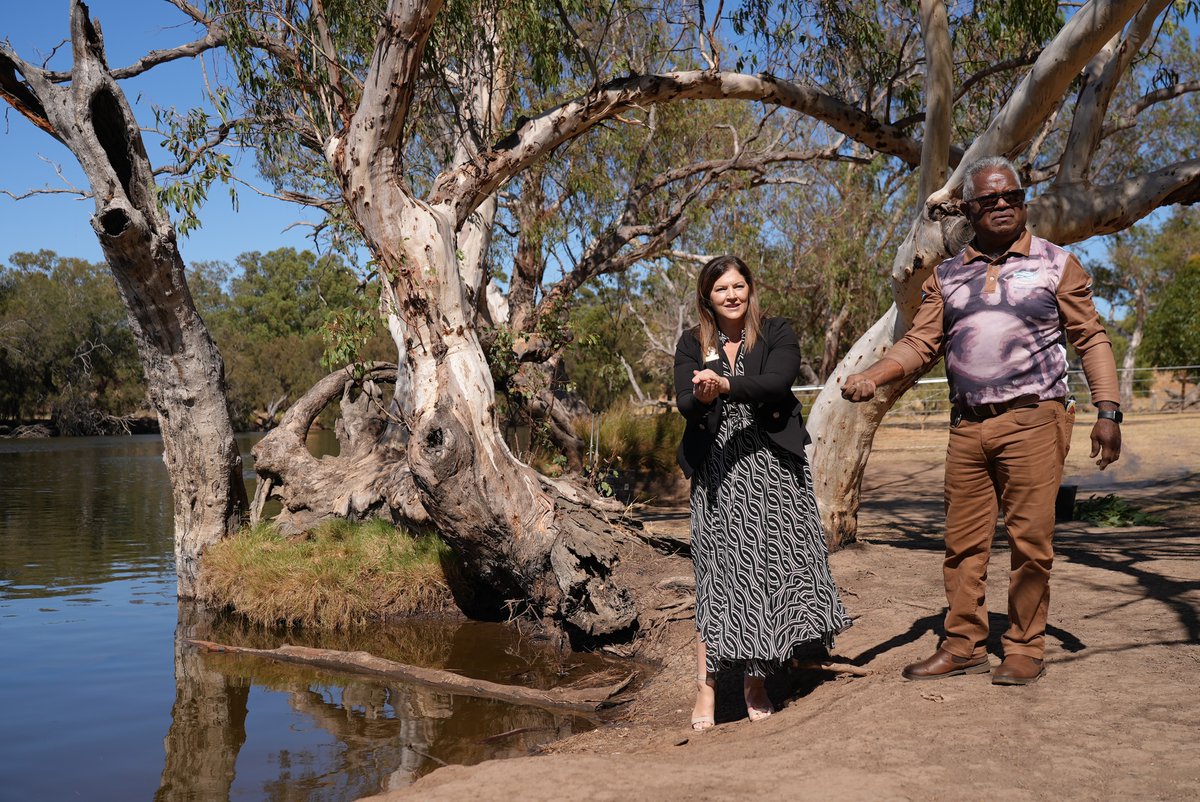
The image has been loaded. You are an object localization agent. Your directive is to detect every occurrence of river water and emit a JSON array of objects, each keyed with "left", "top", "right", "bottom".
[{"left": 0, "top": 434, "right": 607, "bottom": 801}]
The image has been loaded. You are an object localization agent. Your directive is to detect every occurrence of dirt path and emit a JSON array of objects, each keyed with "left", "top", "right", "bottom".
[{"left": 369, "top": 413, "right": 1200, "bottom": 801}]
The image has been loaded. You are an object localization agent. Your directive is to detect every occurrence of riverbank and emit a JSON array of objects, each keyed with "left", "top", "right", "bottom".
[{"left": 371, "top": 412, "right": 1200, "bottom": 801}]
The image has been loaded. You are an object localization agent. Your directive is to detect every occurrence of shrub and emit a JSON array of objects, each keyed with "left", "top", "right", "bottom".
[
  {"left": 579, "top": 403, "right": 686, "bottom": 502},
  {"left": 1073, "top": 494, "right": 1162, "bottom": 528}
]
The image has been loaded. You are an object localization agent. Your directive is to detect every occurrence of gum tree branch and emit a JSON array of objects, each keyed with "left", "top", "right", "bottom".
[
  {"left": 1103, "top": 79, "right": 1200, "bottom": 138},
  {"left": 942, "top": 0, "right": 1146, "bottom": 195},
  {"left": 917, "top": 0, "right": 953, "bottom": 204},
  {"left": 1057, "top": 0, "right": 1172, "bottom": 184},
  {"left": 45, "top": 27, "right": 229, "bottom": 83},
  {"left": 429, "top": 69, "right": 929, "bottom": 226},
  {"left": 332, "top": 0, "right": 442, "bottom": 176},
  {"left": 1033, "top": 156, "right": 1200, "bottom": 242}
]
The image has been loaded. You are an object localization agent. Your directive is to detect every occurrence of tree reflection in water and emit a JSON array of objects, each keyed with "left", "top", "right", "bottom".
[
  {"left": 155, "top": 601, "right": 249, "bottom": 802},
  {"left": 155, "top": 602, "right": 606, "bottom": 800}
]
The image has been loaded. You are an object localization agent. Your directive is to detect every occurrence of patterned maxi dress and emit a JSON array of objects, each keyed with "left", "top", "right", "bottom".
[{"left": 691, "top": 335, "right": 852, "bottom": 677}]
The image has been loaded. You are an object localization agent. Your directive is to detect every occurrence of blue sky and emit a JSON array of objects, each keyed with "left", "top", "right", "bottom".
[
  {"left": 0, "top": 2, "right": 1185, "bottom": 280},
  {"left": 2, "top": 1, "right": 322, "bottom": 267}
]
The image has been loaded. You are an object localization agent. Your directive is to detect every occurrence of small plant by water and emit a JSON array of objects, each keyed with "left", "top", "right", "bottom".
[
  {"left": 1073, "top": 494, "right": 1163, "bottom": 528},
  {"left": 580, "top": 403, "right": 686, "bottom": 500},
  {"left": 199, "top": 518, "right": 461, "bottom": 629}
]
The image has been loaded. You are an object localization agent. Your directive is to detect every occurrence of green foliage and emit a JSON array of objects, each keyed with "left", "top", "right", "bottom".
[
  {"left": 756, "top": 162, "right": 896, "bottom": 377},
  {"left": 483, "top": 325, "right": 521, "bottom": 385},
  {"left": 320, "top": 306, "right": 379, "bottom": 373},
  {"left": 1133, "top": 208, "right": 1200, "bottom": 381},
  {"left": 153, "top": 89, "right": 239, "bottom": 235},
  {"left": 1142, "top": 255, "right": 1200, "bottom": 380},
  {"left": 207, "top": 0, "right": 619, "bottom": 218},
  {"left": 224, "top": 248, "right": 363, "bottom": 339},
  {"left": 563, "top": 282, "right": 653, "bottom": 410},
  {"left": 188, "top": 247, "right": 392, "bottom": 429},
  {"left": 589, "top": 403, "right": 685, "bottom": 476},
  {"left": 1093, "top": 207, "right": 1200, "bottom": 392},
  {"left": 0, "top": 251, "right": 144, "bottom": 431},
  {"left": 1074, "top": 494, "right": 1162, "bottom": 528},
  {"left": 577, "top": 403, "right": 686, "bottom": 501},
  {"left": 0, "top": 246, "right": 392, "bottom": 433}
]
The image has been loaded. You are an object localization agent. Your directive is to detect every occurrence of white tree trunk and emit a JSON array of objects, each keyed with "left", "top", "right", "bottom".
[
  {"left": 1119, "top": 291, "right": 1147, "bottom": 408},
  {"left": 809, "top": 0, "right": 1154, "bottom": 546}
]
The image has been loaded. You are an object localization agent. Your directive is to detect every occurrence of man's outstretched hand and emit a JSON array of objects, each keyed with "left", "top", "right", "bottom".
[
  {"left": 841, "top": 373, "right": 878, "bottom": 402},
  {"left": 1090, "top": 418, "right": 1121, "bottom": 470}
]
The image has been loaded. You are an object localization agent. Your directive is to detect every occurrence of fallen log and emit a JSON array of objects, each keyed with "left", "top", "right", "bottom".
[
  {"left": 791, "top": 659, "right": 873, "bottom": 677},
  {"left": 186, "top": 639, "right": 634, "bottom": 713}
]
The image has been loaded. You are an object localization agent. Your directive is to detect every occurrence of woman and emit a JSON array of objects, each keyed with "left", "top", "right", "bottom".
[{"left": 674, "top": 255, "right": 851, "bottom": 730}]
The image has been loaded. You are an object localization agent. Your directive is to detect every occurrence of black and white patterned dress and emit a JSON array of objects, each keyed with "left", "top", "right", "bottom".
[{"left": 692, "top": 334, "right": 851, "bottom": 677}]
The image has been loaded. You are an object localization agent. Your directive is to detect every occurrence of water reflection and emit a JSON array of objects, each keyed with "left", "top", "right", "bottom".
[
  {"left": 157, "top": 603, "right": 600, "bottom": 799},
  {"left": 0, "top": 435, "right": 610, "bottom": 801},
  {"left": 0, "top": 435, "right": 175, "bottom": 596}
]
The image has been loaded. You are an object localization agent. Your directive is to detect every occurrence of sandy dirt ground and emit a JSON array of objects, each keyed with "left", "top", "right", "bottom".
[{"left": 369, "top": 412, "right": 1200, "bottom": 802}]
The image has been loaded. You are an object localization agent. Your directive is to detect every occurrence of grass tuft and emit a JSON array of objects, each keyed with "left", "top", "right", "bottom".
[
  {"left": 198, "top": 519, "right": 461, "bottom": 629},
  {"left": 574, "top": 403, "right": 687, "bottom": 501}
]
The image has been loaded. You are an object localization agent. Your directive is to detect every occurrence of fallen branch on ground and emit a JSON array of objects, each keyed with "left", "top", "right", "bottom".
[
  {"left": 187, "top": 639, "right": 634, "bottom": 713},
  {"left": 791, "top": 659, "right": 873, "bottom": 677}
]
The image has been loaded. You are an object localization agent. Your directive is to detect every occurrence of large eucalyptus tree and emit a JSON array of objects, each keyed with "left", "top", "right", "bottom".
[
  {"left": 4, "top": 0, "right": 1197, "bottom": 637},
  {"left": 199, "top": 0, "right": 1200, "bottom": 638}
]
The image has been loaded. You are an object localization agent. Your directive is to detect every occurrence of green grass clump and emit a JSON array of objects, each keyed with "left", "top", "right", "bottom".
[
  {"left": 1074, "top": 494, "right": 1163, "bottom": 528},
  {"left": 198, "top": 518, "right": 461, "bottom": 629}
]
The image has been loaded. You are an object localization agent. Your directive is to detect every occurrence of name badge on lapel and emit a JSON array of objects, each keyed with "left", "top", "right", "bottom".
[{"left": 704, "top": 348, "right": 720, "bottom": 363}]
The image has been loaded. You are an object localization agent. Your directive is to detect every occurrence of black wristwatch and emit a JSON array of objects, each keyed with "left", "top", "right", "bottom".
[{"left": 1097, "top": 409, "right": 1123, "bottom": 424}]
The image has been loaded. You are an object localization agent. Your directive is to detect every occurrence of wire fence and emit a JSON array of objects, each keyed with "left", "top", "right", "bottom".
[{"left": 789, "top": 365, "right": 1200, "bottom": 426}]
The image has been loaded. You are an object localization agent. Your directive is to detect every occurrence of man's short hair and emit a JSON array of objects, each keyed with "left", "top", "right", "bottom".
[{"left": 962, "top": 156, "right": 1022, "bottom": 200}]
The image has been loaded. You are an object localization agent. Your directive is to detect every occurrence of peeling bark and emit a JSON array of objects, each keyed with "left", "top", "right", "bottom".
[{"left": 1058, "top": 0, "right": 1172, "bottom": 185}]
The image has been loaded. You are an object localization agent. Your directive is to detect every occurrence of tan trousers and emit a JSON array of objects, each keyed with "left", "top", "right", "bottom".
[{"left": 941, "top": 400, "right": 1073, "bottom": 659}]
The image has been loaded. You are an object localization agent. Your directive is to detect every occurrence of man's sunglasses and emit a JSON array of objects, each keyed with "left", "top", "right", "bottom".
[{"left": 965, "top": 189, "right": 1026, "bottom": 213}]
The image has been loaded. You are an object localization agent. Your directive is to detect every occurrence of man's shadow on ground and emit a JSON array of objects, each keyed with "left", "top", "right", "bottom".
[{"left": 850, "top": 609, "right": 1086, "bottom": 671}]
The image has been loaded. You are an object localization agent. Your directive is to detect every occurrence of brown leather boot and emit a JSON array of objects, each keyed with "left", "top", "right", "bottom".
[
  {"left": 991, "top": 654, "right": 1045, "bottom": 685},
  {"left": 902, "top": 648, "right": 991, "bottom": 680}
]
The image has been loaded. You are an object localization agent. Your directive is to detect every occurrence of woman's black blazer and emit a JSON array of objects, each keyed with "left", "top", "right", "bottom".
[{"left": 673, "top": 316, "right": 810, "bottom": 478}]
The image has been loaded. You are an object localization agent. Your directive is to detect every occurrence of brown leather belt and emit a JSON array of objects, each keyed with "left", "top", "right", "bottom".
[{"left": 954, "top": 393, "right": 1056, "bottom": 422}]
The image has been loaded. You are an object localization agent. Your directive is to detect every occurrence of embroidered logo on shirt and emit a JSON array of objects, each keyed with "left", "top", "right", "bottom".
[{"left": 1009, "top": 269, "right": 1040, "bottom": 284}]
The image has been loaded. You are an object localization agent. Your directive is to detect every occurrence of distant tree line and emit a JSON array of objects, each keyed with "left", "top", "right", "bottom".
[
  {"left": 5, "top": 206, "right": 1195, "bottom": 436},
  {"left": 0, "top": 247, "right": 390, "bottom": 433}
]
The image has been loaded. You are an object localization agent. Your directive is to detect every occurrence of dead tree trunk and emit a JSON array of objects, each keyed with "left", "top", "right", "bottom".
[
  {"left": 249, "top": 363, "right": 430, "bottom": 533},
  {"left": 0, "top": 2, "right": 246, "bottom": 596},
  {"left": 187, "top": 640, "right": 633, "bottom": 713}
]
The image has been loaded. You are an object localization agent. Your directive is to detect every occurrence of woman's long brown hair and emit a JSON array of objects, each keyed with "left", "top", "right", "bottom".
[{"left": 694, "top": 255, "right": 763, "bottom": 360}]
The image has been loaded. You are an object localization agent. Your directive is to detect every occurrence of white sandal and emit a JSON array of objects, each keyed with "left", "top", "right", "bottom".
[
  {"left": 691, "top": 673, "right": 715, "bottom": 730},
  {"left": 743, "top": 677, "right": 774, "bottom": 722}
]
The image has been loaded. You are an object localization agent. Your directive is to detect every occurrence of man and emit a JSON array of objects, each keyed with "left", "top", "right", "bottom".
[{"left": 842, "top": 156, "right": 1122, "bottom": 685}]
